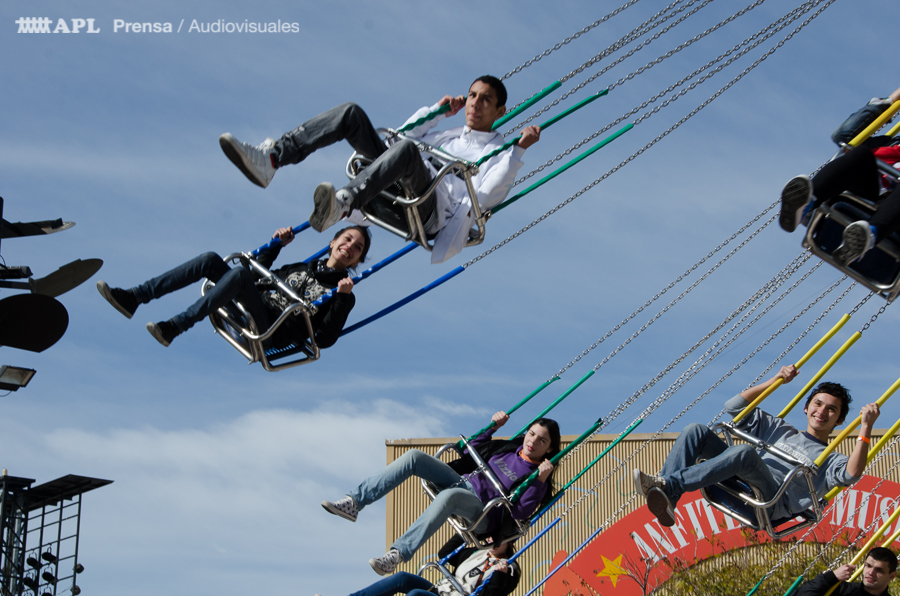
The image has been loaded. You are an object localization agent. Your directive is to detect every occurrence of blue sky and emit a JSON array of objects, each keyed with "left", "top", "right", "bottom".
[{"left": 3, "top": 1, "right": 900, "bottom": 595}]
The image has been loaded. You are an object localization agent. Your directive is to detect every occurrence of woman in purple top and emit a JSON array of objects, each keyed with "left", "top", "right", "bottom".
[{"left": 321, "top": 411, "right": 561, "bottom": 576}]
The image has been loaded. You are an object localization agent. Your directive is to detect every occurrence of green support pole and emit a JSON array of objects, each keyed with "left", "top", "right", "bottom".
[
  {"left": 510, "top": 417, "right": 602, "bottom": 503},
  {"left": 455, "top": 377, "right": 561, "bottom": 450},
  {"left": 396, "top": 103, "right": 451, "bottom": 133},
  {"left": 492, "top": 81, "right": 563, "bottom": 130},
  {"left": 782, "top": 576, "right": 804, "bottom": 596},
  {"left": 512, "top": 370, "right": 595, "bottom": 440},
  {"left": 493, "top": 122, "right": 634, "bottom": 214},
  {"left": 530, "top": 418, "right": 643, "bottom": 522},
  {"left": 477, "top": 90, "right": 609, "bottom": 166}
]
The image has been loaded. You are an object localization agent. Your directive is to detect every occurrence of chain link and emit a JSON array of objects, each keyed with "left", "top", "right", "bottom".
[
  {"left": 501, "top": 0, "right": 647, "bottom": 81},
  {"left": 548, "top": 209, "right": 777, "bottom": 380},
  {"left": 555, "top": 252, "right": 816, "bottom": 467},
  {"left": 860, "top": 299, "right": 891, "bottom": 332},
  {"left": 465, "top": 0, "right": 835, "bottom": 269}
]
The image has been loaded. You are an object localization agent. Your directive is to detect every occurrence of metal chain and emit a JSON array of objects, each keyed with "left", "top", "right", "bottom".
[
  {"left": 464, "top": 0, "right": 835, "bottom": 269},
  {"left": 555, "top": 252, "right": 814, "bottom": 468},
  {"left": 505, "top": 0, "right": 769, "bottom": 136},
  {"left": 756, "top": 440, "right": 900, "bottom": 588},
  {"left": 501, "top": 0, "right": 647, "bottom": 81},
  {"left": 549, "top": 209, "right": 777, "bottom": 380},
  {"left": 859, "top": 299, "right": 892, "bottom": 332},
  {"left": 710, "top": 278, "right": 855, "bottom": 425},
  {"left": 535, "top": 269, "right": 850, "bottom": 556}
]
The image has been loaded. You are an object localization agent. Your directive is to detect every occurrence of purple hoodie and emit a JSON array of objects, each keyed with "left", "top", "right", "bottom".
[{"left": 465, "top": 427, "right": 549, "bottom": 531}]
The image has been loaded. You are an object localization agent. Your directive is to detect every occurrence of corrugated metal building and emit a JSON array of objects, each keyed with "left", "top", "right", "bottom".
[{"left": 383, "top": 430, "right": 900, "bottom": 596}]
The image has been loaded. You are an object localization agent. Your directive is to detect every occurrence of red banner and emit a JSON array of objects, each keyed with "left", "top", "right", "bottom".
[{"left": 541, "top": 476, "right": 900, "bottom": 595}]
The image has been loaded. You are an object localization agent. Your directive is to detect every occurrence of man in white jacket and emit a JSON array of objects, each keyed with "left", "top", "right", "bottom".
[{"left": 219, "top": 75, "right": 541, "bottom": 263}]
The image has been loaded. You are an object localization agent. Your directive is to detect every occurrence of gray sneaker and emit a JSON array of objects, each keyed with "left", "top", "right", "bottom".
[
  {"left": 632, "top": 469, "right": 664, "bottom": 499},
  {"left": 369, "top": 549, "right": 403, "bottom": 576},
  {"left": 779, "top": 175, "right": 814, "bottom": 233},
  {"left": 310, "top": 183, "right": 351, "bottom": 232},
  {"left": 321, "top": 496, "right": 358, "bottom": 522},
  {"left": 647, "top": 487, "right": 676, "bottom": 527},
  {"left": 219, "top": 133, "right": 277, "bottom": 188},
  {"left": 833, "top": 220, "right": 876, "bottom": 266}
]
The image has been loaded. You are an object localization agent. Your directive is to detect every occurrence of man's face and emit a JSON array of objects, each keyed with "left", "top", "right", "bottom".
[
  {"left": 862, "top": 556, "right": 895, "bottom": 593},
  {"left": 465, "top": 80, "right": 505, "bottom": 132},
  {"left": 804, "top": 392, "right": 843, "bottom": 434}
]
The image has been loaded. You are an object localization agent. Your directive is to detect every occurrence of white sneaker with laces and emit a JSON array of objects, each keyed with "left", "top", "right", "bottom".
[
  {"left": 833, "top": 221, "right": 876, "bottom": 266},
  {"left": 632, "top": 468, "right": 664, "bottom": 499},
  {"left": 219, "top": 133, "right": 277, "bottom": 188},
  {"left": 369, "top": 549, "right": 403, "bottom": 576},
  {"left": 310, "top": 183, "right": 351, "bottom": 232},
  {"left": 321, "top": 496, "right": 358, "bottom": 522}
]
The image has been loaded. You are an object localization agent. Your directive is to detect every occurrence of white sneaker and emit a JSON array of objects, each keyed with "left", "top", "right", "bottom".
[
  {"left": 310, "top": 183, "right": 351, "bottom": 232},
  {"left": 833, "top": 221, "right": 876, "bottom": 266},
  {"left": 219, "top": 133, "right": 277, "bottom": 188},
  {"left": 321, "top": 496, "right": 358, "bottom": 522},
  {"left": 779, "top": 175, "right": 814, "bottom": 233},
  {"left": 632, "top": 469, "right": 664, "bottom": 499},
  {"left": 369, "top": 549, "right": 403, "bottom": 576}
]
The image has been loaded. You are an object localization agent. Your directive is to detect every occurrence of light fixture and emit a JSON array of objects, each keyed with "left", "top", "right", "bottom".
[
  {"left": 74, "top": 564, "right": 84, "bottom": 574},
  {"left": 26, "top": 556, "right": 40, "bottom": 569},
  {"left": 40, "top": 552, "right": 57, "bottom": 564},
  {"left": 22, "top": 576, "right": 38, "bottom": 590},
  {"left": 72, "top": 586, "right": 81, "bottom": 595},
  {"left": 40, "top": 572, "right": 56, "bottom": 585},
  {"left": 0, "top": 365, "right": 35, "bottom": 391}
]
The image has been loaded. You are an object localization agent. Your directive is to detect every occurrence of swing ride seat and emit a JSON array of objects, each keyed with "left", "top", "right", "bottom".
[
  {"left": 421, "top": 437, "right": 531, "bottom": 550},
  {"left": 346, "top": 129, "right": 488, "bottom": 251},
  {"left": 417, "top": 558, "right": 470, "bottom": 596},
  {"left": 804, "top": 188, "right": 900, "bottom": 302},
  {"left": 202, "top": 253, "right": 321, "bottom": 372},
  {"left": 699, "top": 422, "right": 825, "bottom": 539}
]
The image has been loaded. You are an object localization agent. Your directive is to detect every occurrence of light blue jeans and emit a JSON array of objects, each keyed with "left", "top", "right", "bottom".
[
  {"left": 348, "top": 449, "right": 486, "bottom": 562},
  {"left": 660, "top": 423, "right": 782, "bottom": 510}
]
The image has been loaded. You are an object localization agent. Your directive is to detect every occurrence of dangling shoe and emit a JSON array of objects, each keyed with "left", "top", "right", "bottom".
[
  {"left": 96, "top": 281, "right": 138, "bottom": 319},
  {"left": 368, "top": 549, "right": 403, "bottom": 576},
  {"left": 833, "top": 221, "right": 876, "bottom": 266},
  {"left": 219, "top": 133, "right": 277, "bottom": 188},
  {"left": 310, "top": 183, "right": 351, "bottom": 232},
  {"left": 632, "top": 469, "right": 665, "bottom": 499},
  {"left": 779, "top": 175, "right": 815, "bottom": 233},
  {"left": 146, "top": 321, "right": 181, "bottom": 347},
  {"left": 647, "top": 487, "right": 676, "bottom": 527},
  {"left": 321, "top": 496, "right": 358, "bottom": 522}
]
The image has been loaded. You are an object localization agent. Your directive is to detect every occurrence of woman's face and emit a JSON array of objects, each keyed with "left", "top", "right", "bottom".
[
  {"left": 522, "top": 424, "right": 552, "bottom": 460},
  {"left": 327, "top": 228, "right": 367, "bottom": 269}
]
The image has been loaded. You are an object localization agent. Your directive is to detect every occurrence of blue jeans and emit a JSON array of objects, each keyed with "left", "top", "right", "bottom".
[
  {"left": 131, "top": 252, "right": 269, "bottom": 333},
  {"left": 348, "top": 449, "right": 486, "bottom": 562},
  {"left": 660, "top": 423, "right": 781, "bottom": 510},
  {"left": 348, "top": 571, "right": 434, "bottom": 596}
]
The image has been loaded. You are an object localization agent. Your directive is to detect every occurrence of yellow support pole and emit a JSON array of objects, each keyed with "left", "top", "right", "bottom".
[
  {"left": 849, "top": 101, "right": 900, "bottom": 147},
  {"left": 824, "top": 415, "right": 900, "bottom": 501},
  {"left": 814, "top": 376, "right": 900, "bottom": 467},
  {"left": 821, "top": 507, "right": 900, "bottom": 596},
  {"left": 733, "top": 316, "right": 850, "bottom": 424},
  {"left": 777, "top": 330, "right": 861, "bottom": 419},
  {"left": 887, "top": 120, "right": 900, "bottom": 138}
]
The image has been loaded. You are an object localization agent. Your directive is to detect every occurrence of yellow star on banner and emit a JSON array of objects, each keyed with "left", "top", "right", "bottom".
[{"left": 595, "top": 554, "right": 629, "bottom": 588}]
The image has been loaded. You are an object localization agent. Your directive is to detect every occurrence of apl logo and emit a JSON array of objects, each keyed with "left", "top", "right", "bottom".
[{"left": 16, "top": 18, "right": 100, "bottom": 33}]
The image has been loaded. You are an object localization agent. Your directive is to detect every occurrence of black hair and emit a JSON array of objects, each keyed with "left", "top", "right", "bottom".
[
  {"left": 868, "top": 546, "right": 898, "bottom": 574},
  {"left": 332, "top": 225, "right": 371, "bottom": 265},
  {"left": 472, "top": 75, "right": 508, "bottom": 108},
  {"left": 804, "top": 381, "right": 852, "bottom": 424},
  {"left": 529, "top": 418, "right": 562, "bottom": 460}
]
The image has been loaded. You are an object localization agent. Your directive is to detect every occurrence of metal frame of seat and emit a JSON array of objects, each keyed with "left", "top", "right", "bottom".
[
  {"left": 699, "top": 422, "right": 825, "bottom": 539},
  {"left": 420, "top": 437, "right": 530, "bottom": 551},
  {"left": 345, "top": 129, "right": 488, "bottom": 251},
  {"left": 804, "top": 192, "right": 900, "bottom": 301},
  {"left": 202, "top": 253, "right": 320, "bottom": 372}
]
